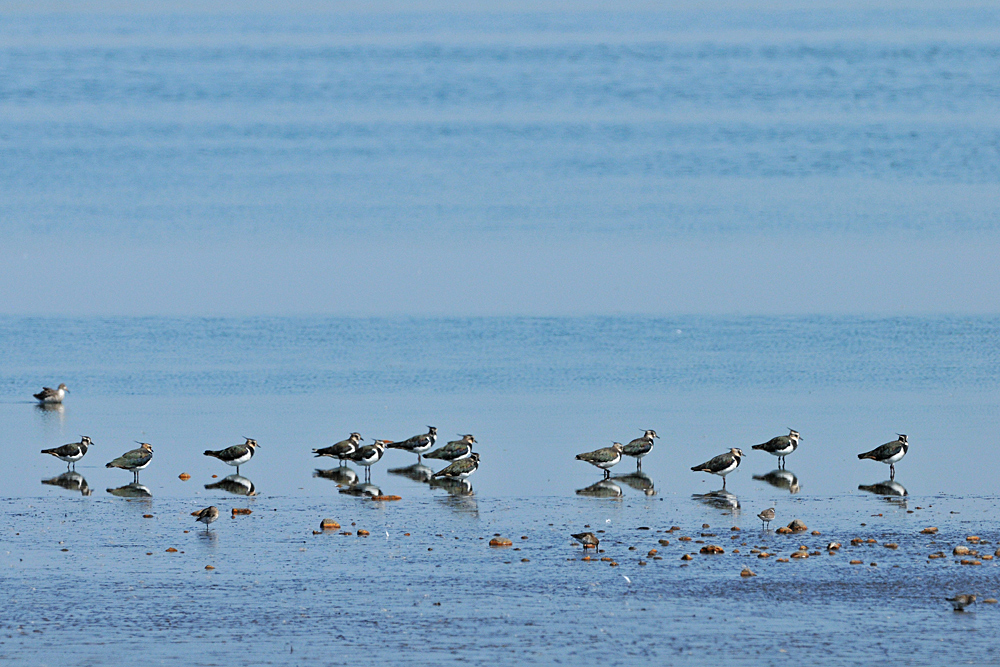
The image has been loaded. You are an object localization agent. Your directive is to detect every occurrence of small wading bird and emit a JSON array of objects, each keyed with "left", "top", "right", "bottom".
[
  {"left": 191, "top": 506, "right": 219, "bottom": 531},
  {"left": 751, "top": 429, "right": 800, "bottom": 469},
  {"left": 349, "top": 439, "right": 390, "bottom": 481},
  {"left": 312, "top": 432, "right": 363, "bottom": 466},
  {"left": 431, "top": 452, "right": 479, "bottom": 481},
  {"left": 41, "top": 436, "right": 93, "bottom": 470},
  {"left": 203, "top": 438, "right": 259, "bottom": 475},
  {"left": 387, "top": 426, "right": 437, "bottom": 462},
  {"left": 34, "top": 383, "right": 69, "bottom": 404},
  {"left": 571, "top": 532, "right": 600, "bottom": 550},
  {"left": 757, "top": 507, "right": 775, "bottom": 530},
  {"left": 690, "top": 448, "right": 744, "bottom": 489},
  {"left": 857, "top": 434, "right": 908, "bottom": 480},
  {"left": 622, "top": 430, "right": 659, "bottom": 471},
  {"left": 106, "top": 442, "right": 154, "bottom": 483},
  {"left": 946, "top": 594, "right": 976, "bottom": 612},
  {"left": 575, "top": 442, "right": 624, "bottom": 479},
  {"left": 423, "top": 434, "right": 476, "bottom": 462}
]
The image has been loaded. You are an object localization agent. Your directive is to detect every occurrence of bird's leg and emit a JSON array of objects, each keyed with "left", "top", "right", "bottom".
[
  {"left": 722, "top": 477, "right": 727, "bottom": 489},
  {"left": 236, "top": 466, "right": 240, "bottom": 475},
  {"left": 637, "top": 460, "right": 642, "bottom": 471},
  {"left": 604, "top": 469, "right": 610, "bottom": 480},
  {"left": 890, "top": 464, "right": 895, "bottom": 480}
]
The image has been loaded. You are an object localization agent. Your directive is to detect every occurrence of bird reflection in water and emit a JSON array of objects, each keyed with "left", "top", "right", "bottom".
[
  {"left": 314, "top": 467, "right": 360, "bottom": 486},
  {"left": 42, "top": 471, "right": 92, "bottom": 496},
  {"left": 204, "top": 474, "right": 257, "bottom": 496},
  {"left": 859, "top": 479, "right": 908, "bottom": 507},
  {"left": 388, "top": 463, "right": 434, "bottom": 483},
  {"left": 752, "top": 469, "right": 801, "bottom": 494},
  {"left": 576, "top": 480, "right": 623, "bottom": 499},
  {"left": 339, "top": 482, "right": 382, "bottom": 497},
  {"left": 428, "top": 476, "right": 474, "bottom": 496},
  {"left": 106, "top": 483, "right": 152, "bottom": 498},
  {"left": 692, "top": 488, "right": 740, "bottom": 512},
  {"left": 612, "top": 471, "right": 656, "bottom": 496}
]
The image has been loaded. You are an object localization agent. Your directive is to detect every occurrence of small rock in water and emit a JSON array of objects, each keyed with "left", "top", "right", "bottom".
[
  {"left": 232, "top": 508, "right": 251, "bottom": 516},
  {"left": 920, "top": 527, "right": 938, "bottom": 534},
  {"left": 681, "top": 554, "right": 693, "bottom": 561},
  {"left": 811, "top": 531, "right": 821, "bottom": 536},
  {"left": 178, "top": 473, "right": 191, "bottom": 481},
  {"left": 776, "top": 527, "right": 793, "bottom": 534},
  {"left": 983, "top": 598, "right": 998, "bottom": 604},
  {"left": 658, "top": 539, "right": 670, "bottom": 546},
  {"left": 357, "top": 530, "right": 370, "bottom": 536},
  {"left": 166, "top": 548, "right": 178, "bottom": 553},
  {"left": 489, "top": 538, "right": 513, "bottom": 547},
  {"left": 850, "top": 560, "right": 862, "bottom": 565},
  {"left": 700, "top": 545, "right": 724, "bottom": 554},
  {"left": 142, "top": 514, "right": 153, "bottom": 519},
  {"left": 320, "top": 519, "right": 340, "bottom": 531},
  {"left": 953, "top": 546, "right": 971, "bottom": 556},
  {"left": 787, "top": 519, "right": 808, "bottom": 532},
  {"left": 648, "top": 549, "right": 658, "bottom": 556},
  {"left": 740, "top": 567, "right": 756, "bottom": 577},
  {"left": 827, "top": 542, "right": 842, "bottom": 550},
  {"left": 205, "top": 565, "right": 215, "bottom": 570},
  {"left": 885, "top": 543, "right": 899, "bottom": 550}
]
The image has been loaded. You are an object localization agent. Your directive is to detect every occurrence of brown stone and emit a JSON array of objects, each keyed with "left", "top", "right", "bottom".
[
  {"left": 320, "top": 519, "right": 340, "bottom": 530},
  {"left": 811, "top": 531, "right": 821, "bottom": 536},
  {"left": 776, "top": 527, "right": 793, "bottom": 534},
  {"left": 920, "top": 527, "right": 938, "bottom": 534},
  {"left": 787, "top": 519, "right": 808, "bottom": 532},
  {"left": 679, "top": 536, "right": 692, "bottom": 542},
  {"left": 166, "top": 548, "right": 178, "bottom": 553},
  {"left": 928, "top": 552, "right": 945, "bottom": 559},
  {"left": 371, "top": 495, "right": 402, "bottom": 501},
  {"left": 790, "top": 551, "right": 808, "bottom": 559},
  {"left": 658, "top": 539, "right": 670, "bottom": 546},
  {"left": 740, "top": 567, "right": 756, "bottom": 577},
  {"left": 967, "top": 536, "right": 981, "bottom": 542},
  {"left": 232, "top": 508, "right": 251, "bottom": 516},
  {"left": 142, "top": 514, "right": 153, "bottom": 519},
  {"left": 731, "top": 526, "right": 740, "bottom": 531},
  {"left": 866, "top": 539, "right": 877, "bottom": 544},
  {"left": 827, "top": 542, "right": 842, "bottom": 550},
  {"left": 669, "top": 526, "right": 681, "bottom": 532},
  {"left": 960, "top": 559, "right": 981, "bottom": 566},
  {"left": 608, "top": 561, "right": 619, "bottom": 567},
  {"left": 178, "top": 473, "right": 191, "bottom": 481},
  {"left": 489, "top": 538, "right": 513, "bottom": 547},
  {"left": 700, "top": 545, "right": 724, "bottom": 554},
  {"left": 984, "top": 599, "right": 998, "bottom": 604},
  {"left": 702, "top": 523, "right": 710, "bottom": 529},
  {"left": 601, "top": 557, "right": 612, "bottom": 562},
  {"left": 983, "top": 555, "right": 994, "bottom": 561},
  {"left": 582, "top": 556, "right": 591, "bottom": 561},
  {"left": 849, "top": 560, "right": 862, "bottom": 564},
  {"left": 357, "top": 529, "right": 370, "bottom": 536},
  {"left": 681, "top": 554, "right": 693, "bottom": 561},
  {"left": 851, "top": 538, "right": 863, "bottom": 545},
  {"left": 884, "top": 543, "right": 899, "bottom": 550},
  {"left": 647, "top": 549, "right": 658, "bottom": 556},
  {"left": 953, "top": 545, "right": 971, "bottom": 556},
  {"left": 205, "top": 565, "right": 215, "bottom": 570},
  {"left": 776, "top": 558, "right": 789, "bottom": 563}
]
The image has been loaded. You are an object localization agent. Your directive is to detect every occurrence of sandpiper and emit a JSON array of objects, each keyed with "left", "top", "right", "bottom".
[
  {"left": 690, "top": 448, "right": 744, "bottom": 489},
  {"left": 424, "top": 434, "right": 476, "bottom": 462},
  {"left": 105, "top": 442, "right": 153, "bottom": 483},
  {"left": 857, "top": 434, "right": 908, "bottom": 480},
  {"left": 622, "top": 429, "right": 659, "bottom": 471},
  {"left": 203, "top": 438, "right": 259, "bottom": 475},
  {"left": 575, "top": 442, "right": 624, "bottom": 479},
  {"left": 349, "top": 439, "right": 390, "bottom": 481},
  {"left": 946, "top": 594, "right": 976, "bottom": 612},
  {"left": 757, "top": 507, "right": 775, "bottom": 530},
  {"left": 431, "top": 452, "right": 480, "bottom": 481},
  {"left": 751, "top": 429, "right": 800, "bottom": 468},
  {"left": 192, "top": 506, "right": 219, "bottom": 531},
  {"left": 40, "top": 435, "right": 93, "bottom": 470},
  {"left": 33, "top": 383, "right": 68, "bottom": 404},
  {"left": 571, "top": 532, "right": 600, "bottom": 550},
  {"left": 312, "top": 432, "right": 363, "bottom": 465},
  {"left": 387, "top": 426, "right": 437, "bottom": 461}
]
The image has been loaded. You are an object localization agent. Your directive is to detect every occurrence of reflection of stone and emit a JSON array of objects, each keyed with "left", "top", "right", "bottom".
[
  {"left": 388, "top": 463, "right": 434, "bottom": 483},
  {"left": 42, "top": 471, "right": 92, "bottom": 496},
  {"left": 612, "top": 471, "right": 654, "bottom": 493},
  {"left": 204, "top": 474, "right": 256, "bottom": 496},
  {"left": 428, "top": 477, "right": 474, "bottom": 496},
  {"left": 859, "top": 480, "right": 908, "bottom": 497},
  {"left": 752, "top": 469, "right": 800, "bottom": 494},
  {"left": 692, "top": 488, "right": 740, "bottom": 511},
  {"left": 339, "top": 482, "right": 382, "bottom": 497},
  {"left": 313, "top": 467, "right": 359, "bottom": 486},
  {"left": 575, "top": 480, "right": 623, "bottom": 498},
  {"left": 107, "top": 483, "right": 152, "bottom": 498}
]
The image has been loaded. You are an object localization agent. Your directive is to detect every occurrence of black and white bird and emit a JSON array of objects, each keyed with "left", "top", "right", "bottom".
[
  {"left": 431, "top": 452, "right": 480, "bottom": 481},
  {"left": 312, "top": 432, "right": 363, "bottom": 465},
  {"left": 751, "top": 429, "right": 800, "bottom": 468},
  {"left": 423, "top": 434, "right": 476, "bottom": 462},
  {"left": 857, "top": 434, "right": 908, "bottom": 480},
  {"left": 41, "top": 436, "right": 93, "bottom": 470},
  {"left": 571, "top": 532, "right": 600, "bottom": 550},
  {"left": 575, "top": 442, "right": 624, "bottom": 479},
  {"left": 946, "top": 594, "right": 976, "bottom": 612},
  {"left": 622, "top": 429, "right": 659, "bottom": 470},
  {"left": 690, "top": 448, "right": 744, "bottom": 489},
  {"left": 387, "top": 426, "right": 437, "bottom": 462},
  {"left": 34, "top": 383, "right": 68, "bottom": 404},
  {"left": 757, "top": 507, "right": 775, "bottom": 530},
  {"left": 349, "top": 439, "right": 390, "bottom": 480},
  {"left": 105, "top": 442, "right": 154, "bottom": 483},
  {"left": 203, "top": 438, "right": 259, "bottom": 475},
  {"left": 191, "top": 506, "right": 219, "bottom": 531}
]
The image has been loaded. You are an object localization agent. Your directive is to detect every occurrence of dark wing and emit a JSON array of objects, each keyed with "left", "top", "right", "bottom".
[
  {"left": 622, "top": 437, "right": 652, "bottom": 455},
  {"left": 42, "top": 443, "right": 79, "bottom": 457},
  {"left": 576, "top": 447, "right": 615, "bottom": 463},
  {"left": 858, "top": 440, "right": 902, "bottom": 460},
  {"left": 691, "top": 452, "right": 731, "bottom": 472},
  {"left": 753, "top": 435, "right": 788, "bottom": 452}
]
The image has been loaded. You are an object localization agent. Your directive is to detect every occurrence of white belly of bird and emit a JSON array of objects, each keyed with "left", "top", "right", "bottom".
[
  {"left": 129, "top": 459, "right": 152, "bottom": 471},
  {"left": 454, "top": 467, "right": 478, "bottom": 480},
  {"left": 42, "top": 389, "right": 65, "bottom": 403},
  {"left": 769, "top": 443, "right": 795, "bottom": 457},
  {"left": 597, "top": 453, "right": 622, "bottom": 469},
  {"left": 57, "top": 451, "right": 85, "bottom": 463},
  {"left": 714, "top": 459, "right": 739, "bottom": 476},
  {"left": 224, "top": 451, "right": 253, "bottom": 467},
  {"left": 358, "top": 452, "right": 382, "bottom": 467},
  {"left": 413, "top": 441, "right": 434, "bottom": 454},
  {"left": 882, "top": 449, "right": 906, "bottom": 464}
]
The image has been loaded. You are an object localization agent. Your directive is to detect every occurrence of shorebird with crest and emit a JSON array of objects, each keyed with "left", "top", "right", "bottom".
[
  {"left": 424, "top": 434, "right": 476, "bottom": 462},
  {"left": 575, "top": 442, "right": 624, "bottom": 479},
  {"left": 622, "top": 429, "right": 659, "bottom": 471},
  {"left": 431, "top": 452, "right": 479, "bottom": 481},
  {"left": 751, "top": 429, "right": 800, "bottom": 468},
  {"left": 41, "top": 436, "right": 93, "bottom": 470},
  {"left": 387, "top": 426, "right": 437, "bottom": 462},
  {"left": 313, "top": 432, "right": 363, "bottom": 465},
  {"left": 203, "top": 438, "right": 259, "bottom": 475},
  {"left": 106, "top": 442, "right": 154, "bottom": 483},
  {"left": 349, "top": 439, "right": 390, "bottom": 481},
  {"left": 857, "top": 434, "right": 908, "bottom": 480},
  {"left": 690, "top": 448, "right": 744, "bottom": 489}
]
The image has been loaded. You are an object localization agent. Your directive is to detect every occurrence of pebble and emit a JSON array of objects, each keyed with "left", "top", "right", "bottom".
[
  {"left": 489, "top": 538, "right": 513, "bottom": 547},
  {"left": 521, "top": 536, "right": 528, "bottom": 540},
  {"left": 960, "top": 559, "right": 982, "bottom": 566},
  {"left": 884, "top": 543, "right": 899, "bottom": 550},
  {"left": 681, "top": 554, "right": 693, "bottom": 561},
  {"left": 320, "top": 519, "right": 340, "bottom": 531},
  {"left": 827, "top": 542, "right": 841, "bottom": 550},
  {"left": 953, "top": 545, "right": 971, "bottom": 556},
  {"left": 702, "top": 523, "right": 710, "bottom": 528},
  {"left": 232, "top": 508, "right": 251, "bottom": 516},
  {"left": 658, "top": 539, "right": 670, "bottom": 546},
  {"left": 608, "top": 561, "right": 619, "bottom": 567},
  {"left": 740, "top": 567, "right": 756, "bottom": 577},
  {"left": 648, "top": 549, "right": 658, "bottom": 556},
  {"left": 582, "top": 556, "right": 592, "bottom": 561},
  {"left": 357, "top": 529, "right": 369, "bottom": 536},
  {"left": 851, "top": 538, "right": 864, "bottom": 545},
  {"left": 984, "top": 599, "right": 998, "bottom": 604},
  {"left": 211, "top": 475, "right": 218, "bottom": 478},
  {"left": 601, "top": 557, "right": 612, "bottom": 562},
  {"left": 178, "top": 473, "right": 191, "bottom": 481},
  {"left": 850, "top": 560, "right": 862, "bottom": 564},
  {"left": 983, "top": 555, "right": 995, "bottom": 561},
  {"left": 370, "top": 495, "right": 402, "bottom": 501},
  {"left": 866, "top": 539, "right": 877, "bottom": 544},
  {"left": 790, "top": 551, "right": 808, "bottom": 559},
  {"left": 669, "top": 526, "right": 681, "bottom": 532},
  {"left": 787, "top": 519, "right": 808, "bottom": 532},
  {"left": 639, "top": 561, "right": 647, "bottom": 566},
  {"left": 776, "top": 527, "right": 793, "bottom": 534},
  {"left": 699, "top": 545, "right": 724, "bottom": 554},
  {"left": 811, "top": 531, "right": 821, "bottom": 536},
  {"left": 166, "top": 548, "right": 178, "bottom": 553},
  {"left": 521, "top": 558, "right": 529, "bottom": 562},
  {"left": 920, "top": 527, "right": 939, "bottom": 534},
  {"left": 142, "top": 514, "right": 153, "bottom": 519},
  {"left": 928, "top": 552, "right": 945, "bottom": 559},
  {"left": 205, "top": 565, "right": 215, "bottom": 570},
  {"left": 776, "top": 558, "right": 789, "bottom": 563},
  {"left": 731, "top": 526, "right": 740, "bottom": 531},
  {"left": 679, "top": 536, "right": 692, "bottom": 542},
  {"left": 967, "top": 536, "right": 981, "bottom": 542}
]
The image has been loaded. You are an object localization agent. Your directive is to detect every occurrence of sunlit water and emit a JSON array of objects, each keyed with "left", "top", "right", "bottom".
[{"left": 2, "top": 315, "right": 1000, "bottom": 663}]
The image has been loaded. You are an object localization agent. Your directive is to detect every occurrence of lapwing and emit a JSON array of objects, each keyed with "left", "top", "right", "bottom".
[
  {"left": 751, "top": 429, "right": 800, "bottom": 468},
  {"left": 757, "top": 507, "right": 775, "bottom": 530},
  {"left": 423, "top": 434, "right": 475, "bottom": 462},
  {"left": 192, "top": 506, "right": 219, "bottom": 531},
  {"left": 857, "top": 434, "right": 908, "bottom": 480},
  {"left": 387, "top": 426, "right": 437, "bottom": 461},
  {"left": 105, "top": 442, "right": 153, "bottom": 483},
  {"left": 41, "top": 436, "right": 93, "bottom": 470},
  {"left": 203, "top": 438, "right": 259, "bottom": 475},
  {"left": 312, "top": 432, "right": 363, "bottom": 465},
  {"left": 946, "top": 594, "right": 976, "bottom": 612},
  {"left": 622, "top": 429, "right": 658, "bottom": 470},
  {"left": 571, "top": 532, "right": 600, "bottom": 550},
  {"left": 34, "top": 383, "right": 68, "bottom": 404},
  {"left": 431, "top": 452, "right": 480, "bottom": 481},
  {"left": 690, "top": 448, "right": 744, "bottom": 489},
  {"left": 348, "top": 439, "right": 390, "bottom": 481},
  {"left": 575, "top": 442, "right": 624, "bottom": 479}
]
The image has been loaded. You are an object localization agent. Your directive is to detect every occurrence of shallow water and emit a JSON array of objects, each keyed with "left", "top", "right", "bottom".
[{"left": 2, "top": 315, "right": 1000, "bottom": 663}]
